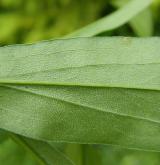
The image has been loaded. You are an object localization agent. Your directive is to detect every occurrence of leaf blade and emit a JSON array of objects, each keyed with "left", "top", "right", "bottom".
[
  {"left": 0, "top": 37, "right": 160, "bottom": 90},
  {"left": 0, "top": 37, "right": 160, "bottom": 152},
  {"left": 11, "top": 134, "right": 74, "bottom": 165},
  {"left": 66, "top": 0, "right": 153, "bottom": 37},
  {"left": 0, "top": 84, "right": 160, "bottom": 151}
]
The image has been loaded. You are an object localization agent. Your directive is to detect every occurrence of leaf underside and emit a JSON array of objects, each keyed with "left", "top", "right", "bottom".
[{"left": 0, "top": 37, "right": 160, "bottom": 152}]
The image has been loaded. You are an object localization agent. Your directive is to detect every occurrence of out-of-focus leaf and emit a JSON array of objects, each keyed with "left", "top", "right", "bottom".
[
  {"left": 83, "top": 145, "right": 103, "bottom": 165},
  {"left": 0, "top": 37, "right": 160, "bottom": 152},
  {"left": 0, "top": 14, "right": 21, "bottom": 42},
  {"left": 50, "top": 143, "right": 84, "bottom": 165},
  {"left": 0, "top": 131, "right": 74, "bottom": 165},
  {"left": 130, "top": 9, "right": 153, "bottom": 37},
  {"left": 67, "top": 0, "right": 153, "bottom": 37},
  {"left": 0, "top": 129, "right": 8, "bottom": 143},
  {"left": 0, "top": 0, "right": 107, "bottom": 44},
  {"left": 62, "top": 144, "right": 83, "bottom": 165},
  {"left": 0, "top": 137, "right": 39, "bottom": 165},
  {"left": 100, "top": 145, "right": 160, "bottom": 165},
  {"left": 11, "top": 135, "right": 74, "bottom": 165},
  {"left": 111, "top": 0, "right": 154, "bottom": 36}
]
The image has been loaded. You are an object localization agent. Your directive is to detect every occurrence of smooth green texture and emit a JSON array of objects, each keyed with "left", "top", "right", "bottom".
[
  {"left": 12, "top": 135, "right": 74, "bottom": 165},
  {"left": 50, "top": 143, "right": 85, "bottom": 165},
  {"left": 0, "top": 0, "right": 107, "bottom": 44},
  {"left": 111, "top": 0, "right": 153, "bottom": 36},
  {"left": 0, "top": 137, "right": 39, "bottom": 165},
  {"left": 0, "top": 129, "right": 8, "bottom": 143},
  {"left": 95, "top": 145, "right": 160, "bottom": 165},
  {"left": 0, "top": 37, "right": 160, "bottom": 152},
  {"left": 0, "top": 129, "right": 74, "bottom": 165},
  {"left": 129, "top": 8, "right": 153, "bottom": 37},
  {"left": 66, "top": 0, "right": 153, "bottom": 37}
]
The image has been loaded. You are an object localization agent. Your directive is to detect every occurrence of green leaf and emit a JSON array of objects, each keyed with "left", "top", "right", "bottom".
[
  {"left": 0, "top": 129, "right": 8, "bottom": 143},
  {"left": 0, "top": 136, "right": 39, "bottom": 165},
  {"left": 0, "top": 37, "right": 159, "bottom": 90},
  {"left": 66, "top": 0, "right": 153, "bottom": 37},
  {"left": 0, "top": 130, "right": 74, "bottom": 165},
  {"left": 50, "top": 143, "right": 84, "bottom": 165},
  {"left": 88, "top": 145, "right": 160, "bottom": 165},
  {"left": 0, "top": 0, "right": 107, "bottom": 44},
  {"left": 0, "top": 37, "right": 160, "bottom": 152},
  {"left": 10, "top": 135, "right": 74, "bottom": 165},
  {"left": 129, "top": 8, "right": 153, "bottom": 37},
  {"left": 111, "top": 0, "right": 154, "bottom": 36}
]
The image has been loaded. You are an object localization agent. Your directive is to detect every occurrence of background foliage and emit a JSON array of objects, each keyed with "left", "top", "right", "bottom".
[{"left": 0, "top": 0, "right": 160, "bottom": 165}]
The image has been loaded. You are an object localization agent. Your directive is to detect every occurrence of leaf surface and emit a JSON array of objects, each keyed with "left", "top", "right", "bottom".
[
  {"left": 0, "top": 37, "right": 160, "bottom": 151},
  {"left": 0, "top": 37, "right": 159, "bottom": 90}
]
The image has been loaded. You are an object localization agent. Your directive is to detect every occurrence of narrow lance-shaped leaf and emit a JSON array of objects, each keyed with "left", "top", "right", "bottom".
[
  {"left": 66, "top": 0, "right": 153, "bottom": 37},
  {"left": 0, "top": 37, "right": 159, "bottom": 90},
  {"left": 111, "top": 0, "right": 153, "bottom": 37},
  {"left": 10, "top": 134, "right": 74, "bottom": 165},
  {"left": 0, "top": 37, "right": 160, "bottom": 152}
]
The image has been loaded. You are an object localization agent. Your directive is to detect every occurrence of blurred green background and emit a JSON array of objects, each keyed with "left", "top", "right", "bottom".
[
  {"left": 0, "top": 0, "right": 160, "bottom": 45},
  {"left": 0, "top": 0, "right": 160, "bottom": 164}
]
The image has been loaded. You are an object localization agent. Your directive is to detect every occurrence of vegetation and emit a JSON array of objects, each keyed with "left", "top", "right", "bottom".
[{"left": 0, "top": 0, "right": 160, "bottom": 164}]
